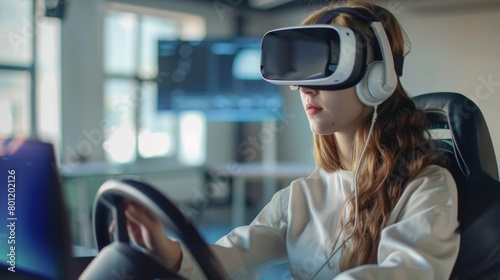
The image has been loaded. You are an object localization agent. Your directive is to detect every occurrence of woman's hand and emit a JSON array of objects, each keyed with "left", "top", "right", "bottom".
[{"left": 109, "top": 199, "right": 183, "bottom": 271}]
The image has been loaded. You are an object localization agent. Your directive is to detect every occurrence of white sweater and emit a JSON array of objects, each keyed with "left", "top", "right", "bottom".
[{"left": 179, "top": 165, "right": 460, "bottom": 279}]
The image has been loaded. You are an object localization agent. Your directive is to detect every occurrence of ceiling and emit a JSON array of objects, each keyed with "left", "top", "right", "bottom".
[
  {"left": 194, "top": 0, "right": 333, "bottom": 12},
  {"left": 190, "top": 0, "right": 500, "bottom": 15}
]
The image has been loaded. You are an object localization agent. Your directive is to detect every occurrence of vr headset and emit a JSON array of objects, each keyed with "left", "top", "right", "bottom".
[{"left": 260, "top": 7, "right": 405, "bottom": 106}]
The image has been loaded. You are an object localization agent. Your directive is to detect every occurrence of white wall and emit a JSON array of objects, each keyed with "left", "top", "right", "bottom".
[{"left": 61, "top": 0, "right": 106, "bottom": 164}]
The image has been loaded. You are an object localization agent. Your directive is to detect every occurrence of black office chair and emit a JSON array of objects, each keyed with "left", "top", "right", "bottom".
[{"left": 413, "top": 92, "right": 500, "bottom": 280}]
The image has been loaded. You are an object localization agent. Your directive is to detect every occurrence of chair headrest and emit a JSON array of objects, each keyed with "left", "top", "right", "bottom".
[{"left": 413, "top": 92, "right": 498, "bottom": 180}]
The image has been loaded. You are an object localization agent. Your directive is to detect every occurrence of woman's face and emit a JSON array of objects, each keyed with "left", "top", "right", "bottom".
[{"left": 300, "top": 86, "right": 372, "bottom": 136}]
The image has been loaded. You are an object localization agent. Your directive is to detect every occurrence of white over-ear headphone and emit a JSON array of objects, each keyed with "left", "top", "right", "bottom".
[{"left": 355, "top": 21, "right": 398, "bottom": 106}]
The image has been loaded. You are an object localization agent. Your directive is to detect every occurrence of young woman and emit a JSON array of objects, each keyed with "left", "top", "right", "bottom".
[{"left": 122, "top": 1, "right": 460, "bottom": 279}]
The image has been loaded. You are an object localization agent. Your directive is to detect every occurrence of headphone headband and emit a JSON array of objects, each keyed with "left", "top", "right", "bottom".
[
  {"left": 318, "top": 7, "right": 404, "bottom": 77},
  {"left": 318, "top": 7, "right": 379, "bottom": 24}
]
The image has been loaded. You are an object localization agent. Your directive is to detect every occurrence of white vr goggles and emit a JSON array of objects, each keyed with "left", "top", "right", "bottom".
[{"left": 260, "top": 8, "right": 406, "bottom": 94}]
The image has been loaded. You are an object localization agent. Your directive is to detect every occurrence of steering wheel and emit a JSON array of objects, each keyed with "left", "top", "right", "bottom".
[{"left": 79, "top": 179, "right": 228, "bottom": 280}]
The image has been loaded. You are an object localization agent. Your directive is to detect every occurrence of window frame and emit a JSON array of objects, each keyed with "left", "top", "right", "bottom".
[
  {"left": 103, "top": 2, "right": 206, "bottom": 163},
  {"left": 0, "top": 0, "right": 37, "bottom": 138}
]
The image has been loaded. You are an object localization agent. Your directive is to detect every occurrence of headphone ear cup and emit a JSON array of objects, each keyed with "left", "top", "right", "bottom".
[{"left": 355, "top": 61, "right": 396, "bottom": 106}]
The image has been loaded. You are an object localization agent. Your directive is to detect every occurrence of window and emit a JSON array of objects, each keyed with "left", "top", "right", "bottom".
[
  {"left": 103, "top": 3, "right": 206, "bottom": 163},
  {"left": 0, "top": 0, "right": 33, "bottom": 138},
  {"left": 0, "top": 0, "right": 61, "bottom": 152}
]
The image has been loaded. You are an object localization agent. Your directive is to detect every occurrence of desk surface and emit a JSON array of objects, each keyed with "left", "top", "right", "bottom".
[
  {"left": 61, "top": 161, "right": 314, "bottom": 179},
  {"left": 60, "top": 160, "right": 202, "bottom": 178},
  {"left": 207, "top": 162, "right": 314, "bottom": 179}
]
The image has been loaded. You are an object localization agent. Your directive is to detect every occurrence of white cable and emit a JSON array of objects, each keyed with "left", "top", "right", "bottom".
[{"left": 306, "top": 105, "right": 378, "bottom": 280}]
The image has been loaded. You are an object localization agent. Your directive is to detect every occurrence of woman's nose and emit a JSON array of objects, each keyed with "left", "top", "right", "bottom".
[{"left": 300, "top": 86, "right": 319, "bottom": 96}]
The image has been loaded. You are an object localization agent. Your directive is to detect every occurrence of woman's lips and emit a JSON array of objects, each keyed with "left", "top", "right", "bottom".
[{"left": 306, "top": 104, "right": 323, "bottom": 115}]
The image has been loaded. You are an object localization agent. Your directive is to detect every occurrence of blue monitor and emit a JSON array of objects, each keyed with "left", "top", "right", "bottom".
[
  {"left": 157, "top": 37, "right": 284, "bottom": 122},
  {"left": 0, "top": 139, "right": 72, "bottom": 279}
]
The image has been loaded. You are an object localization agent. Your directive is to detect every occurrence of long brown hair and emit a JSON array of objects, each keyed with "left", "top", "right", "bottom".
[{"left": 304, "top": 0, "right": 444, "bottom": 271}]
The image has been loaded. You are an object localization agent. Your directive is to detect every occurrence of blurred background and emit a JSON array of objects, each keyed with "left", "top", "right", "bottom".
[{"left": 1, "top": 0, "right": 500, "bottom": 278}]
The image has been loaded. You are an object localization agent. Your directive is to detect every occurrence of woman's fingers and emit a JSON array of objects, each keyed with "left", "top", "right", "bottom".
[
  {"left": 124, "top": 200, "right": 162, "bottom": 231},
  {"left": 126, "top": 217, "right": 146, "bottom": 248},
  {"left": 107, "top": 199, "right": 171, "bottom": 258},
  {"left": 108, "top": 221, "right": 115, "bottom": 233},
  {"left": 122, "top": 199, "right": 168, "bottom": 252},
  {"left": 119, "top": 198, "right": 182, "bottom": 270}
]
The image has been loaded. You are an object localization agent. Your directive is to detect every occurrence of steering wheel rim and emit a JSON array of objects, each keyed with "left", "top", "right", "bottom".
[{"left": 92, "top": 179, "right": 228, "bottom": 280}]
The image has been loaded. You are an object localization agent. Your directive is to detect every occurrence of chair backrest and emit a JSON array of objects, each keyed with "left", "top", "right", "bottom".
[{"left": 413, "top": 92, "right": 500, "bottom": 280}]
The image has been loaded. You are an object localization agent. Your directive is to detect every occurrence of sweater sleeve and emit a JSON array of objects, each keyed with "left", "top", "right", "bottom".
[
  {"left": 334, "top": 166, "right": 460, "bottom": 280},
  {"left": 178, "top": 189, "right": 289, "bottom": 279}
]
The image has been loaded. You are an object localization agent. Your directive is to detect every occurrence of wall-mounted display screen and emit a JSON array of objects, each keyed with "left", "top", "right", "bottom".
[{"left": 157, "top": 37, "right": 283, "bottom": 122}]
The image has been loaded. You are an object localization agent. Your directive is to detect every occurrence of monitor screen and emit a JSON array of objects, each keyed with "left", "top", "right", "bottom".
[
  {"left": 157, "top": 37, "right": 283, "bottom": 122},
  {"left": 0, "top": 139, "right": 72, "bottom": 280}
]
